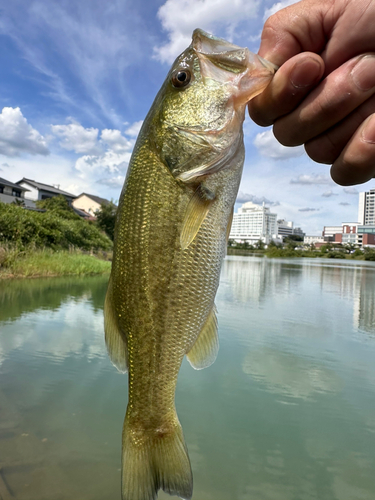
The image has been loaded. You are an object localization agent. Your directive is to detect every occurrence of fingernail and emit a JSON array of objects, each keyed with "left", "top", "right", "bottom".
[
  {"left": 290, "top": 57, "right": 322, "bottom": 88},
  {"left": 351, "top": 55, "right": 375, "bottom": 91},
  {"left": 362, "top": 114, "right": 375, "bottom": 143}
]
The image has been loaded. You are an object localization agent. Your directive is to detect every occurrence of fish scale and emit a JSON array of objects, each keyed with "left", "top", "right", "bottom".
[{"left": 104, "top": 28, "right": 276, "bottom": 500}]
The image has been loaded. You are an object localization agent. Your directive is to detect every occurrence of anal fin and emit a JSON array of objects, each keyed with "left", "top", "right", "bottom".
[
  {"left": 104, "top": 276, "right": 128, "bottom": 373},
  {"left": 187, "top": 306, "right": 219, "bottom": 370}
]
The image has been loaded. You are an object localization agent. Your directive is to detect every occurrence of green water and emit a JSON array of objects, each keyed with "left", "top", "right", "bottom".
[{"left": 1, "top": 257, "right": 375, "bottom": 500}]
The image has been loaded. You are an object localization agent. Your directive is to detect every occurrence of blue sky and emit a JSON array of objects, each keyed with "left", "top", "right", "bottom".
[{"left": 0, "top": 0, "right": 371, "bottom": 235}]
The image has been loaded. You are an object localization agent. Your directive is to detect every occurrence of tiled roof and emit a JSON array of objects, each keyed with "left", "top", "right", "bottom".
[
  {"left": 0, "top": 177, "right": 29, "bottom": 191},
  {"left": 17, "top": 178, "right": 76, "bottom": 197}
]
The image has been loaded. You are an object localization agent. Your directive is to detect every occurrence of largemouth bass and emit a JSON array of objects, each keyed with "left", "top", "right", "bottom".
[{"left": 104, "top": 29, "right": 275, "bottom": 500}]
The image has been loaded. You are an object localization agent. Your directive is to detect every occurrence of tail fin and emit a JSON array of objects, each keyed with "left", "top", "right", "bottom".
[{"left": 122, "top": 412, "right": 193, "bottom": 500}]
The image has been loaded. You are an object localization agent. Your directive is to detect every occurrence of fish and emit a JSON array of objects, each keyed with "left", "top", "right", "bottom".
[{"left": 104, "top": 28, "right": 276, "bottom": 500}]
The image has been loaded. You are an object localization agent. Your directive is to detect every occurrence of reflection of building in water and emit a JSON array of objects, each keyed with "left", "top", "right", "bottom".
[
  {"left": 221, "top": 257, "right": 303, "bottom": 304},
  {"left": 353, "top": 269, "right": 375, "bottom": 334},
  {"left": 301, "top": 261, "right": 375, "bottom": 334}
]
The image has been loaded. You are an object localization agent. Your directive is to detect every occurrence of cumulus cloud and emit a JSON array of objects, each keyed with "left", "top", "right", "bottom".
[
  {"left": 155, "top": 0, "right": 259, "bottom": 63},
  {"left": 236, "top": 190, "right": 280, "bottom": 206},
  {"left": 339, "top": 202, "right": 351, "bottom": 206},
  {"left": 75, "top": 150, "right": 131, "bottom": 184},
  {"left": 100, "top": 129, "right": 133, "bottom": 153},
  {"left": 291, "top": 174, "right": 331, "bottom": 185},
  {"left": 124, "top": 121, "right": 143, "bottom": 138},
  {"left": 51, "top": 120, "right": 101, "bottom": 155},
  {"left": 263, "top": 0, "right": 300, "bottom": 21},
  {"left": 97, "top": 176, "right": 125, "bottom": 188},
  {"left": 254, "top": 130, "right": 304, "bottom": 159},
  {"left": 0, "top": 107, "right": 49, "bottom": 157},
  {"left": 299, "top": 207, "right": 319, "bottom": 212},
  {"left": 322, "top": 191, "right": 338, "bottom": 197},
  {"left": 343, "top": 187, "right": 359, "bottom": 195}
]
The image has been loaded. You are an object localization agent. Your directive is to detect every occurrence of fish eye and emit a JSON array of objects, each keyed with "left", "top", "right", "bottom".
[{"left": 171, "top": 70, "right": 192, "bottom": 88}]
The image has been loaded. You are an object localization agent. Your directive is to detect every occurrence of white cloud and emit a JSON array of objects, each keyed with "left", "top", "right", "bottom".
[
  {"left": 0, "top": 107, "right": 49, "bottom": 157},
  {"left": 263, "top": 0, "right": 300, "bottom": 21},
  {"left": 75, "top": 150, "right": 131, "bottom": 182},
  {"left": 100, "top": 129, "right": 133, "bottom": 153},
  {"left": 51, "top": 120, "right": 101, "bottom": 155},
  {"left": 322, "top": 191, "right": 338, "bottom": 197},
  {"left": 125, "top": 121, "right": 143, "bottom": 138},
  {"left": 254, "top": 129, "right": 304, "bottom": 160},
  {"left": 290, "top": 174, "right": 331, "bottom": 185},
  {"left": 97, "top": 176, "right": 125, "bottom": 188},
  {"left": 299, "top": 207, "right": 319, "bottom": 212},
  {"left": 339, "top": 202, "right": 351, "bottom": 206},
  {"left": 343, "top": 187, "right": 359, "bottom": 195},
  {"left": 155, "top": 0, "right": 260, "bottom": 63},
  {"left": 236, "top": 190, "right": 279, "bottom": 206}
]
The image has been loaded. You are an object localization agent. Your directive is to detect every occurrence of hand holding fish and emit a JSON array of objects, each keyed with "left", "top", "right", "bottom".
[{"left": 248, "top": 0, "right": 375, "bottom": 186}]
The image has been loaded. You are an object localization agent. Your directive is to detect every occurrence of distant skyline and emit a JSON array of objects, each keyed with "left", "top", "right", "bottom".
[{"left": 0, "top": 0, "right": 373, "bottom": 235}]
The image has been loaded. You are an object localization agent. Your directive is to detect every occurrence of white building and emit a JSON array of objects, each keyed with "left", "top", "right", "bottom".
[
  {"left": 277, "top": 219, "right": 293, "bottom": 237},
  {"left": 229, "top": 201, "right": 279, "bottom": 245},
  {"left": 358, "top": 188, "right": 375, "bottom": 225},
  {"left": 17, "top": 178, "right": 76, "bottom": 204},
  {"left": 304, "top": 235, "right": 325, "bottom": 245}
]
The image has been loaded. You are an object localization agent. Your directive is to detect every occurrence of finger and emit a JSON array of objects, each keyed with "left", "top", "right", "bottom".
[
  {"left": 273, "top": 54, "right": 375, "bottom": 147},
  {"left": 305, "top": 93, "right": 375, "bottom": 164},
  {"left": 331, "top": 113, "right": 375, "bottom": 186},
  {"left": 259, "top": 0, "right": 328, "bottom": 66},
  {"left": 248, "top": 52, "right": 324, "bottom": 127}
]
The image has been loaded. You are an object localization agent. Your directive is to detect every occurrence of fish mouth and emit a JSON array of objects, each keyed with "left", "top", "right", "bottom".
[{"left": 191, "top": 28, "right": 277, "bottom": 103}]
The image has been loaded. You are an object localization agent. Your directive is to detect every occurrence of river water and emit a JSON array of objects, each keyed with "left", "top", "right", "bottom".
[{"left": 1, "top": 256, "right": 375, "bottom": 500}]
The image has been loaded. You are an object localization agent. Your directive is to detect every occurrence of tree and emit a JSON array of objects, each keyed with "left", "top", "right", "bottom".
[
  {"left": 96, "top": 201, "right": 117, "bottom": 241},
  {"left": 36, "top": 195, "right": 80, "bottom": 220},
  {"left": 12, "top": 198, "right": 25, "bottom": 207}
]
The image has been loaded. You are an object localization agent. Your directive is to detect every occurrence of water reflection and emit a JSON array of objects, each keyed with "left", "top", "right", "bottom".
[
  {"left": 1, "top": 259, "right": 375, "bottom": 500},
  {"left": 242, "top": 347, "right": 343, "bottom": 400},
  {"left": 0, "top": 276, "right": 109, "bottom": 366}
]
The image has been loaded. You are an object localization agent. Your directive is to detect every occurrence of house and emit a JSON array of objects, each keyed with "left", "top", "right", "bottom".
[
  {"left": 0, "top": 177, "right": 36, "bottom": 208},
  {"left": 72, "top": 193, "right": 113, "bottom": 216},
  {"left": 16, "top": 178, "right": 76, "bottom": 205}
]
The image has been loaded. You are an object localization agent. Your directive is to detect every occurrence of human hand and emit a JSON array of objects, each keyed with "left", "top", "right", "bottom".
[{"left": 248, "top": 0, "right": 375, "bottom": 186}]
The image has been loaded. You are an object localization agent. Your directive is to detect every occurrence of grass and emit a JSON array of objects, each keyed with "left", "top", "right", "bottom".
[{"left": 0, "top": 247, "right": 112, "bottom": 279}]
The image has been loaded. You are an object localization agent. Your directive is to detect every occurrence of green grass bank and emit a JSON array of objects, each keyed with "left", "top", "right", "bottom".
[{"left": 0, "top": 248, "right": 112, "bottom": 279}]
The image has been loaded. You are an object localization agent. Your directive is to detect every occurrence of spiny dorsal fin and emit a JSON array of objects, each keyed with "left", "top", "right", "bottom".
[
  {"left": 104, "top": 277, "right": 128, "bottom": 373},
  {"left": 186, "top": 306, "right": 219, "bottom": 370},
  {"left": 180, "top": 185, "right": 215, "bottom": 250}
]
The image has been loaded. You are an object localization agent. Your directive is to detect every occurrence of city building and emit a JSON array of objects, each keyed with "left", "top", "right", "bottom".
[
  {"left": 358, "top": 188, "right": 375, "bottom": 225},
  {"left": 304, "top": 235, "right": 325, "bottom": 246},
  {"left": 72, "top": 193, "right": 112, "bottom": 216},
  {"left": 16, "top": 178, "right": 76, "bottom": 204},
  {"left": 277, "top": 219, "right": 293, "bottom": 238},
  {"left": 229, "top": 201, "right": 280, "bottom": 245}
]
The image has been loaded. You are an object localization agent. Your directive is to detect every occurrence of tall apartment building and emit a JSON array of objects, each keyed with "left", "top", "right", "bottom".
[
  {"left": 358, "top": 188, "right": 375, "bottom": 225},
  {"left": 229, "top": 201, "right": 279, "bottom": 245}
]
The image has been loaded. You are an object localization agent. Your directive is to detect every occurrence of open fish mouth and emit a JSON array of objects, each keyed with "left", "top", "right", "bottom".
[{"left": 191, "top": 28, "right": 277, "bottom": 103}]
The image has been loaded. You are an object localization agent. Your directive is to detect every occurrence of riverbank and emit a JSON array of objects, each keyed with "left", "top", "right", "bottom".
[
  {"left": 0, "top": 248, "right": 112, "bottom": 279},
  {"left": 227, "top": 246, "right": 373, "bottom": 260}
]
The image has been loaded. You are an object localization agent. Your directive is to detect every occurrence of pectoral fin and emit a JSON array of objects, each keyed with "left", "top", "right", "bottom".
[
  {"left": 180, "top": 185, "right": 215, "bottom": 250},
  {"left": 187, "top": 306, "right": 219, "bottom": 370},
  {"left": 104, "top": 277, "right": 128, "bottom": 373}
]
